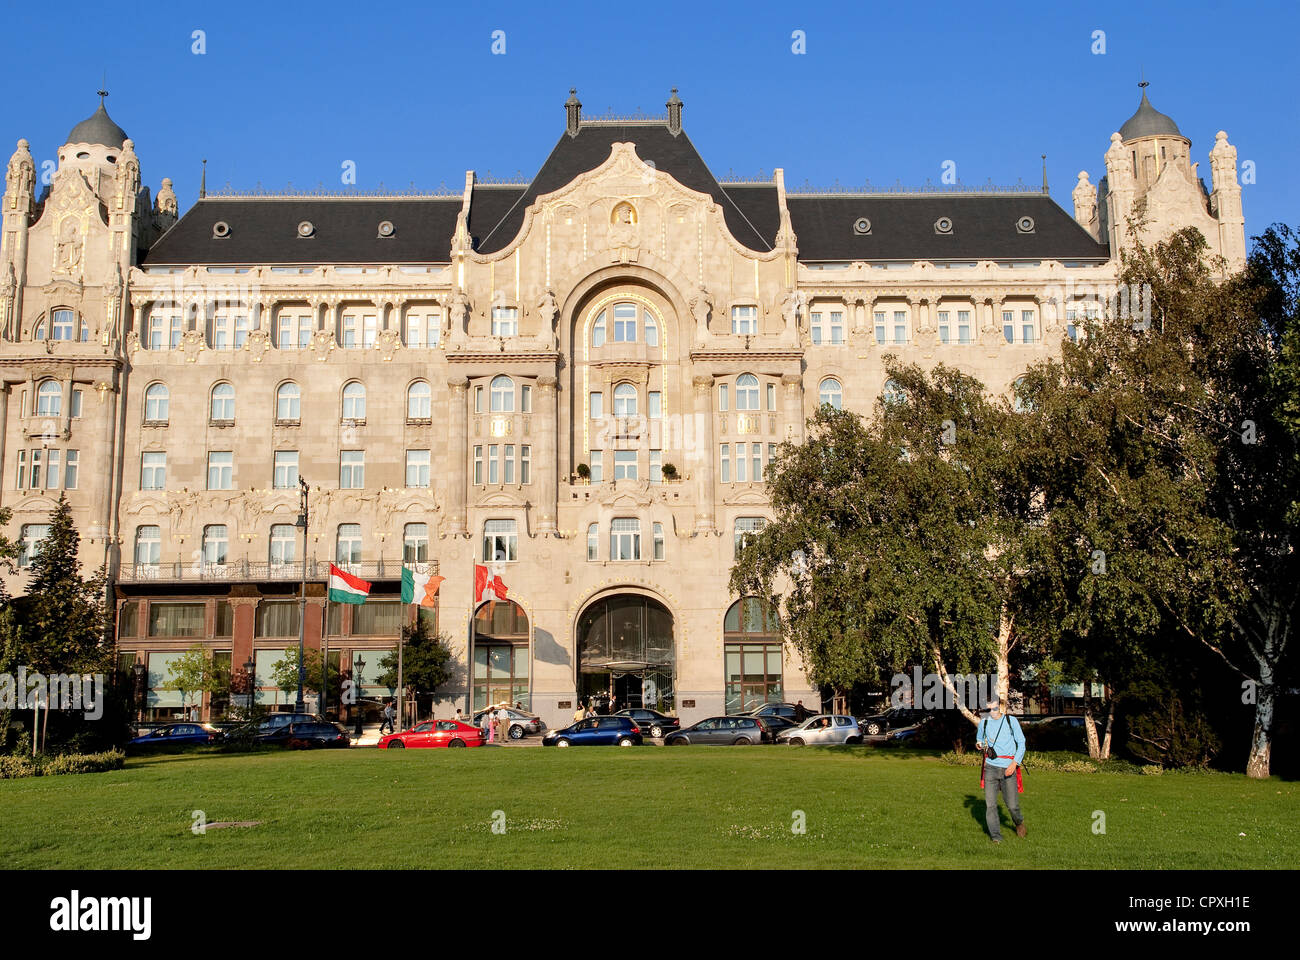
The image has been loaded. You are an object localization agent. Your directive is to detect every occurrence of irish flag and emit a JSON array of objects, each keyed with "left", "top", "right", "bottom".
[
  {"left": 401, "top": 567, "right": 445, "bottom": 607},
  {"left": 328, "top": 564, "right": 371, "bottom": 604}
]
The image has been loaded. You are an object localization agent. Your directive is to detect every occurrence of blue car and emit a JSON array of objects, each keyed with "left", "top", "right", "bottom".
[
  {"left": 127, "top": 723, "right": 223, "bottom": 748},
  {"left": 541, "top": 715, "right": 642, "bottom": 747}
]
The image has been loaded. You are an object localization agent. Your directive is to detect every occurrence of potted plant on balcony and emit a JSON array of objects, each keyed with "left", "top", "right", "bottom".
[
  {"left": 661, "top": 462, "right": 679, "bottom": 482},
  {"left": 576, "top": 463, "right": 590, "bottom": 484}
]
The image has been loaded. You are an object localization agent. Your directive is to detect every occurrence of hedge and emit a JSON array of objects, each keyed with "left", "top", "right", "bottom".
[{"left": 0, "top": 749, "right": 126, "bottom": 780}]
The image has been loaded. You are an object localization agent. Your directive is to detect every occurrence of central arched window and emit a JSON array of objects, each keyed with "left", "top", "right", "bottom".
[
  {"left": 723, "top": 597, "right": 784, "bottom": 714},
  {"left": 612, "top": 303, "right": 637, "bottom": 342},
  {"left": 37, "top": 380, "right": 62, "bottom": 417},
  {"left": 818, "top": 378, "right": 842, "bottom": 410},
  {"left": 144, "top": 383, "right": 169, "bottom": 422},
  {"left": 276, "top": 382, "right": 300, "bottom": 421},
  {"left": 210, "top": 382, "right": 235, "bottom": 421},
  {"left": 882, "top": 379, "right": 906, "bottom": 406},
  {"left": 342, "top": 381, "right": 366, "bottom": 420},
  {"left": 407, "top": 380, "right": 432, "bottom": 419},
  {"left": 613, "top": 383, "right": 637, "bottom": 417},
  {"left": 736, "top": 374, "right": 760, "bottom": 411},
  {"left": 490, "top": 376, "right": 515, "bottom": 412}
]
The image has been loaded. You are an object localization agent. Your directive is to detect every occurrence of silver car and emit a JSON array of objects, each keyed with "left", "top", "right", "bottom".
[{"left": 776, "top": 714, "right": 863, "bottom": 746}]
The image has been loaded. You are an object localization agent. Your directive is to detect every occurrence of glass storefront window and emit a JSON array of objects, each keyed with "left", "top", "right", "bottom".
[{"left": 723, "top": 597, "right": 784, "bottom": 714}]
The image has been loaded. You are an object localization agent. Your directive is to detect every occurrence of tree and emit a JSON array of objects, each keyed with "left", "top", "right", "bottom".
[
  {"left": 166, "top": 644, "right": 226, "bottom": 718},
  {"left": 377, "top": 614, "right": 453, "bottom": 718}
]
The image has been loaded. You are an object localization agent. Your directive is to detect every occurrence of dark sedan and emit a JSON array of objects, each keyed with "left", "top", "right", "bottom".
[
  {"left": 127, "top": 723, "right": 223, "bottom": 748},
  {"left": 614, "top": 708, "right": 680, "bottom": 739},
  {"left": 858, "top": 707, "right": 929, "bottom": 737},
  {"left": 256, "top": 721, "right": 351, "bottom": 749},
  {"left": 542, "top": 716, "right": 642, "bottom": 747},
  {"left": 664, "top": 716, "right": 771, "bottom": 745},
  {"left": 754, "top": 714, "right": 799, "bottom": 738}
]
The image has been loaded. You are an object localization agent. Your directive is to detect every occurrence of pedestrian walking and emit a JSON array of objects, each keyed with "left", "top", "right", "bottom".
[
  {"left": 380, "top": 700, "right": 396, "bottom": 735},
  {"left": 496, "top": 704, "right": 510, "bottom": 740},
  {"left": 976, "top": 694, "right": 1027, "bottom": 844}
]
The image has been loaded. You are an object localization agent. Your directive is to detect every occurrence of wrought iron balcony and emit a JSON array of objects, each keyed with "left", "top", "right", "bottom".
[{"left": 116, "top": 558, "right": 437, "bottom": 584}]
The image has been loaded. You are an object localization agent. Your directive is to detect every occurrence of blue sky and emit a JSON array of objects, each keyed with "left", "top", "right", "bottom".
[{"left": 3, "top": 0, "right": 1294, "bottom": 243}]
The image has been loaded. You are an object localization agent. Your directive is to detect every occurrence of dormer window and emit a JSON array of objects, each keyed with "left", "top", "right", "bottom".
[{"left": 731, "top": 305, "right": 757, "bottom": 335}]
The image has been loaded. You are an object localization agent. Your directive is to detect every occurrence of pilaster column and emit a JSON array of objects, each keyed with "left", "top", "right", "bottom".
[
  {"left": 0, "top": 385, "right": 7, "bottom": 510},
  {"left": 446, "top": 376, "right": 469, "bottom": 536},
  {"left": 781, "top": 373, "right": 804, "bottom": 444},
  {"left": 692, "top": 374, "right": 715, "bottom": 532},
  {"left": 535, "top": 376, "right": 558, "bottom": 535}
]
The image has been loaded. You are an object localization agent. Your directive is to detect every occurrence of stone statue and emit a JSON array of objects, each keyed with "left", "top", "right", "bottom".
[
  {"left": 689, "top": 285, "right": 713, "bottom": 341},
  {"left": 448, "top": 289, "right": 471, "bottom": 340},
  {"left": 780, "top": 287, "right": 805, "bottom": 330},
  {"left": 156, "top": 177, "right": 178, "bottom": 218},
  {"left": 537, "top": 287, "right": 559, "bottom": 347},
  {"left": 6, "top": 139, "right": 34, "bottom": 209},
  {"left": 54, "top": 218, "right": 82, "bottom": 274}
]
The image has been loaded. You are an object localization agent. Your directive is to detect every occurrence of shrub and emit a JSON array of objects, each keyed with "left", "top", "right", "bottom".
[
  {"left": 0, "top": 749, "right": 125, "bottom": 779},
  {"left": 0, "top": 755, "right": 38, "bottom": 779}
]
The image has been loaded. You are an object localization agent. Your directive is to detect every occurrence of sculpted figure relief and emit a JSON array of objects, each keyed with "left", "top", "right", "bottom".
[
  {"left": 537, "top": 287, "right": 559, "bottom": 347},
  {"left": 690, "top": 285, "right": 714, "bottom": 342}
]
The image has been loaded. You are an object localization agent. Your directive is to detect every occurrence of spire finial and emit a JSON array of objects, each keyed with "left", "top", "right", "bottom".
[
  {"left": 1139, "top": 67, "right": 1149, "bottom": 92},
  {"left": 1041, "top": 154, "right": 1048, "bottom": 193},
  {"left": 200, "top": 158, "right": 207, "bottom": 199}
]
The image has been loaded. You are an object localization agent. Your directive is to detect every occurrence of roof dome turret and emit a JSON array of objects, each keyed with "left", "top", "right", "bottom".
[
  {"left": 1119, "top": 86, "right": 1183, "bottom": 142},
  {"left": 66, "top": 98, "right": 128, "bottom": 148}
]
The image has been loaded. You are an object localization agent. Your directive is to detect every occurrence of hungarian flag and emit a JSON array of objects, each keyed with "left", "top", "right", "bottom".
[
  {"left": 328, "top": 564, "right": 371, "bottom": 604},
  {"left": 474, "top": 564, "right": 508, "bottom": 602},
  {"left": 401, "top": 567, "right": 445, "bottom": 607}
]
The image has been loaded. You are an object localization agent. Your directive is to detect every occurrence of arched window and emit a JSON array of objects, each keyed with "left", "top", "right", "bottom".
[
  {"left": 403, "top": 523, "right": 429, "bottom": 563},
  {"left": 201, "top": 525, "right": 228, "bottom": 567},
  {"left": 144, "top": 383, "right": 169, "bottom": 422},
  {"left": 407, "top": 380, "right": 432, "bottom": 419},
  {"left": 882, "top": 379, "right": 906, "bottom": 406},
  {"left": 50, "top": 309, "right": 78, "bottom": 341},
  {"left": 736, "top": 373, "right": 760, "bottom": 411},
  {"left": 342, "top": 381, "right": 366, "bottom": 420},
  {"left": 612, "top": 303, "right": 637, "bottom": 342},
  {"left": 337, "top": 524, "right": 362, "bottom": 565},
  {"left": 1012, "top": 376, "right": 1033, "bottom": 414},
  {"left": 134, "top": 525, "right": 161, "bottom": 568},
  {"left": 818, "top": 378, "right": 842, "bottom": 410},
  {"left": 592, "top": 310, "right": 607, "bottom": 347},
  {"left": 586, "top": 523, "right": 599, "bottom": 561},
  {"left": 614, "top": 383, "right": 637, "bottom": 417},
  {"left": 36, "top": 380, "right": 62, "bottom": 417},
  {"left": 723, "top": 597, "right": 784, "bottom": 714},
  {"left": 644, "top": 310, "right": 659, "bottom": 347},
  {"left": 276, "top": 382, "right": 300, "bottom": 421},
  {"left": 210, "top": 382, "right": 235, "bottom": 421},
  {"left": 269, "top": 524, "right": 297, "bottom": 566},
  {"left": 490, "top": 376, "right": 515, "bottom": 412}
]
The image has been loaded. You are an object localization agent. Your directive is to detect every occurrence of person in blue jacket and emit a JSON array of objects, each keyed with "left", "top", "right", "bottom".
[{"left": 976, "top": 694, "right": 1026, "bottom": 844}]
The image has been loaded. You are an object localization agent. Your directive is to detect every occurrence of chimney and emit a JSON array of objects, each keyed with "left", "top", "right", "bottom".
[
  {"left": 666, "top": 88, "right": 682, "bottom": 136},
  {"left": 565, "top": 88, "right": 582, "bottom": 138}
]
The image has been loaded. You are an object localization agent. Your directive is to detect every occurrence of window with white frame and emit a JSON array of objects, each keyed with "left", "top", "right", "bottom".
[
  {"left": 202, "top": 525, "right": 228, "bottom": 567},
  {"left": 520, "top": 445, "right": 531, "bottom": 484},
  {"left": 589, "top": 451, "right": 603, "bottom": 483},
  {"left": 269, "top": 524, "right": 297, "bottom": 566},
  {"left": 874, "top": 311, "right": 886, "bottom": 344},
  {"left": 483, "top": 519, "right": 518, "bottom": 562},
  {"left": 407, "top": 381, "right": 432, "bottom": 419},
  {"left": 134, "top": 525, "right": 161, "bottom": 568},
  {"left": 486, "top": 444, "right": 499, "bottom": 484},
  {"left": 958, "top": 309, "right": 973, "bottom": 344},
  {"left": 44, "top": 450, "right": 60, "bottom": 490},
  {"left": 234, "top": 315, "right": 248, "bottom": 348},
  {"left": 141, "top": 451, "right": 166, "bottom": 491},
  {"left": 937, "top": 310, "right": 951, "bottom": 344},
  {"left": 587, "top": 523, "right": 599, "bottom": 561},
  {"left": 503, "top": 444, "right": 516, "bottom": 484},
  {"left": 653, "top": 522, "right": 665, "bottom": 560},
  {"left": 14, "top": 450, "right": 24, "bottom": 490},
  {"left": 592, "top": 310, "right": 606, "bottom": 347},
  {"left": 144, "top": 383, "right": 168, "bottom": 422},
  {"left": 720, "top": 443, "right": 731, "bottom": 483},
  {"left": 342, "top": 381, "right": 366, "bottom": 420},
  {"left": 403, "top": 523, "right": 428, "bottom": 563},
  {"left": 490, "top": 376, "right": 515, "bottom": 412},
  {"left": 277, "top": 313, "right": 313, "bottom": 350},
  {"left": 613, "top": 303, "right": 637, "bottom": 342},
  {"left": 473, "top": 445, "right": 484, "bottom": 485},
  {"left": 51, "top": 309, "right": 78, "bottom": 341},
  {"left": 363, "top": 314, "right": 377, "bottom": 348},
  {"left": 273, "top": 451, "right": 298, "bottom": 490},
  {"left": 337, "top": 524, "right": 362, "bottom": 565},
  {"left": 37, "top": 380, "right": 62, "bottom": 416},
  {"left": 521, "top": 384, "right": 532, "bottom": 413},
  {"left": 406, "top": 449, "right": 431, "bottom": 488},
  {"left": 718, "top": 383, "right": 729, "bottom": 412},
  {"left": 71, "top": 388, "right": 83, "bottom": 417},
  {"left": 340, "top": 313, "right": 359, "bottom": 348},
  {"left": 276, "top": 383, "right": 300, "bottom": 421},
  {"left": 491, "top": 307, "right": 518, "bottom": 337},
  {"left": 645, "top": 311, "right": 659, "bottom": 346},
  {"left": 19, "top": 524, "right": 50, "bottom": 568},
  {"left": 148, "top": 313, "right": 167, "bottom": 350},
  {"left": 209, "top": 315, "right": 230, "bottom": 349},
  {"left": 340, "top": 450, "right": 364, "bottom": 489},
  {"left": 29, "top": 450, "right": 42, "bottom": 489},
  {"left": 207, "top": 452, "right": 233, "bottom": 490},
  {"left": 810, "top": 309, "right": 844, "bottom": 345},
  {"left": 734, "top": 517, "right": 767, "bottom": 554},
  {"left": 1002, "top": 309, "right": 1038, "bottom": 344},
  {"left": 405, "top": 311, "right": 440, "bottom": 348},
  {"left": 736, "top": 374, "right": 760, "bottom": 411},
  {"left": 892, "top": 309, "right": 909, "bottom": 344},
  {"left": 614, "top": 383, "right": 637, "bottom": 417},
  {"left": 731, "top": 305, "right": 757, "bottom": 334},
  {"left": 610, "top": 518, "right": 641, "bottom": 560},
  {"left": 650, "top": 449, "right": 662, "bottom": 483},
  {"left": 210, "top": 382, "right": 235, "bottom": 421},
  {"left": 819, "top": 378, "right": 842, "bottom": 409},
  {"left": 648, "top": 391, "right": 662, "bottom": 419},
  {"left": 590, "top": 391, "right": 604, "bottom": 420},
  {"left": 614, "top": 450, "right": 637, "bottom": 480},
  {"left": 63, "top": 449, "right": 78, "bottom": 489},
  {"left": 767, "top": 383, "right": 776, "bottom": 411},
  {"left": 883, "top": 379, "right": 906, "bottom": 405}
]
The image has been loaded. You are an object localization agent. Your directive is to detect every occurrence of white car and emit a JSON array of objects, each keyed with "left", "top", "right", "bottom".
[{"left": 776, "top": 714, "right": 863, "bottom": 746}]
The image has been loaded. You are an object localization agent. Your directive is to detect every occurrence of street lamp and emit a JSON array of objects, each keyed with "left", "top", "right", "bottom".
[
  {"left": 294, "top": 477, "right": 309, "bottom": 713},
  {"left": 132, "top": 662, "right": 146, "bottom": 725},
  {"left": 353, "top": 656, "right": 365, "bottom": 737},
  {"left": 244, "top": 656, "right": 255, "bottom": 716}
]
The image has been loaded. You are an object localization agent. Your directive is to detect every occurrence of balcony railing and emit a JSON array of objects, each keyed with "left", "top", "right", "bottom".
[{"left": 117, "top": 559, "right": 437, "bottom": 584}]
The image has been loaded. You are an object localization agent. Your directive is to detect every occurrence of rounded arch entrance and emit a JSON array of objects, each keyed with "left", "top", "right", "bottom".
[
  {"left": 575, "top": 591, "right": 675, "bottom": 713},
  {"left": 471, "top": 599, "right": 530, "bottom": 712}
]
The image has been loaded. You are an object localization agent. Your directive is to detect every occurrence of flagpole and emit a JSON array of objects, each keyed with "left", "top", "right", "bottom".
[
  {"left": 321, "top": 594, "right": 331, "bottom": 720},
  {"left": 397, "top": 582, "right": 405, "bottom": 732}
]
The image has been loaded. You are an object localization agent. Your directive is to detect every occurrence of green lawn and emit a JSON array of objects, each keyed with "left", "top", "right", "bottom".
[{"left": 1, "top": 747, "right": 1295, "bottom": 869}]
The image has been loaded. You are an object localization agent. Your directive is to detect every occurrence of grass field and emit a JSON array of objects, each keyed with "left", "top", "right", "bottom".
[{"left": 1, "top": 747, "right": 1296, "bottom": 869}]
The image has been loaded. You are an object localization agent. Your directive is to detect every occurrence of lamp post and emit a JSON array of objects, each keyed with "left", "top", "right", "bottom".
[
  {"left": 132, "top": 661, "right": 146, "bottom": 726},
  {"left": 244, "top": 656, "right": 255, "bottom": 716},
  {"left": 353, "top": 656, "right": 365, "bottom": 737},
  {"left": 294, "top": 477, "right": 309, "bottom": 713}
]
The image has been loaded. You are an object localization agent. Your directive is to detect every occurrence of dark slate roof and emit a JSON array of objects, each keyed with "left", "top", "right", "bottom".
[
  {"left": 470, "top": 123, "right": 777, "bottom": 254},
  {"left": 786, "top": 194, "right": 1109, "bottom": 261},
  {"left": 142, "top": 197, "right": 462, "bottom": 264},
  {"left": 66, "top": 103, "right": 129, "bottom": 148},
  {"left": 1119, "top": 91, "right": 1183, "bottom": 141}
]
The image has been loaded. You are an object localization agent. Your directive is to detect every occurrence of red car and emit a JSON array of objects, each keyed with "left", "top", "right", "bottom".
[{"left": 379, "top": 719, "right": 485, "bottom": 749}]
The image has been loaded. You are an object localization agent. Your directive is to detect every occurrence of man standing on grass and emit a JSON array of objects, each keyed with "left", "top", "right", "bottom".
[{"left": 976, "top": 694, "right": 1026, "bottom": 844}]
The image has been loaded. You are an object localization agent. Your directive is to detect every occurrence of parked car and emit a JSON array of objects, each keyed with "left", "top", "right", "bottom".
[
  {"left": 858, "top": 706, "right": 929, "bottom": 737},
  {"left": 127, "top": 723, "right": 224, "bottom": 748},
  {"left": 777, "top": 714, "right": 862, "bottom": 746},
  {"left": 256, "top": 721, "right": 351, "bottom": 749},
  {"left": 542, "top": 715, "right": 642, "bottom": 747},
  {"left": 614, "top": 708, "right": 680, "bottom": 739},
  {"left": 664, "top": 716, "right": 771, "bottom": 746},
  {"left": 1021, "top": 714, "right": 1085, "bottom": 728},
  {"left": 754, "top": 714, "right": 800, "bottom": 738},
  {"left": 886, "top": 715, "right": 935, "bottom": 742},
  {"left": 746, "top": 702, "right": 810, "bottom": 722},
  {"left": 226, "top": 712, "right": 322, "bottom": 742},
  {"left": 380, "top": 719, "right": 485, "bottom": 749},
  {"left": 472, "top": 708, "right": 544, "bottom": 740}
]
